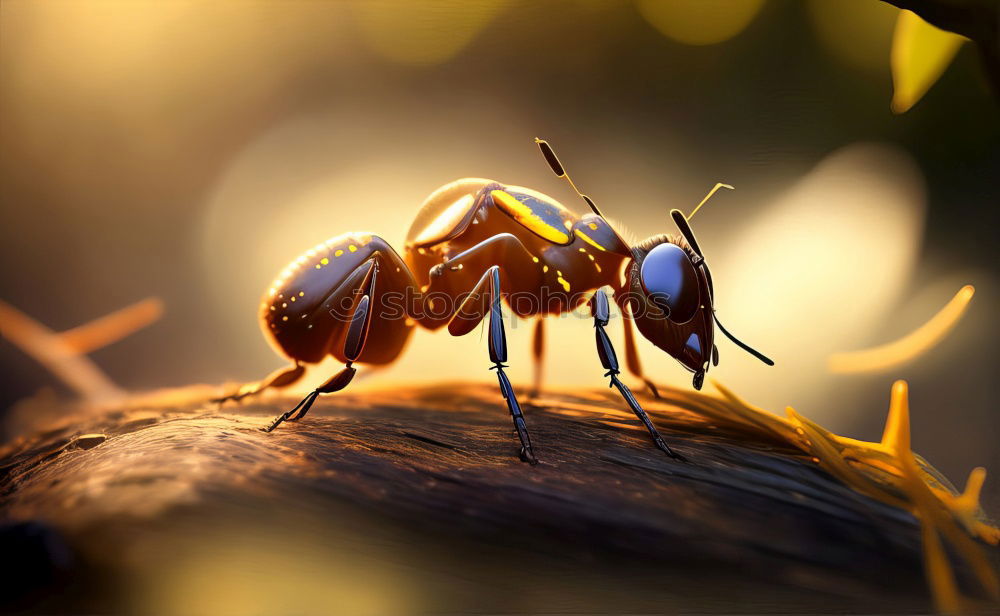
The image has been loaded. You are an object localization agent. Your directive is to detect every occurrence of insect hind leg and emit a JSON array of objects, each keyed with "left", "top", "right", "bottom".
[
  {"left": 263, "top": 258, "right": 380, "bottom": 432},
  {"left": 213, "top": 363, "right": 306, "bottom": 405},
  {"left": 263, "top": 365, "right": 356, "bottom": 431}
]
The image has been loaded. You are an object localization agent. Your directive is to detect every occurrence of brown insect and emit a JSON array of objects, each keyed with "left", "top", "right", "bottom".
[{"left": 218, "top": 139, "right": 773, "bottom": 464}]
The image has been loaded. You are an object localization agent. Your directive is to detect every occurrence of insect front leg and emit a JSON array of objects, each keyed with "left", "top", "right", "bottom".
[{"left": 591, "top": 290, "right": 687, "bottom": 462}]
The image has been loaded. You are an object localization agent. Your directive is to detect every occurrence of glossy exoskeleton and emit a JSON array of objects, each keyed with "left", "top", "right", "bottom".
[{"left": 218, "top": 139, "right": 773, "bottom": 464}]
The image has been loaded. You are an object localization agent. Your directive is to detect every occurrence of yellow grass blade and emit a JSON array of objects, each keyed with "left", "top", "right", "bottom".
[{"left": 829, "top": 285, "right": 974, "bottom": 373}]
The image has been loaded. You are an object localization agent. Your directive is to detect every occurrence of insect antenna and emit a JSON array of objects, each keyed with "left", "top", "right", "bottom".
[
  {"left": 713, "top": 313, "right": 774, "bottom": 366},
  {"left": 534, "top": 138, "right": 604, "bottom": 218},
  {"left": 670, "top": 207, "right": 775, "bottom": 367},
  {"left": 670, "top": 209, "right": 703, "bottom": 257},
  {"left": 687, "top": 182, "right": 734, "bottom": 220}
]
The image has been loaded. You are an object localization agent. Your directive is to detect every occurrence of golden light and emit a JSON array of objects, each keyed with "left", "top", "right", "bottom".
[
  {"left": 707, "top": 143, "right": 926, "bottom": 418},
  {"left": 350, "top": 0, "right": 508, "bottom": 66},
  {"left": 1, "top": 0, "right": 354, "bottom": 162},
  {"left": 139, "top": 530, "right": 418, "bottom": 615},
  {"left": 634, "top": 0, "right": 765, "bottom": 46},
  {"left": 828, "top": 284, "right": 975, "bottom": 374}
]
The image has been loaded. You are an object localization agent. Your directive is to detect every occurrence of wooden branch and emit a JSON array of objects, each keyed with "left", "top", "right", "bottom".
[{"left": 0, "top": 384, "right": 996, "bottom": 613}]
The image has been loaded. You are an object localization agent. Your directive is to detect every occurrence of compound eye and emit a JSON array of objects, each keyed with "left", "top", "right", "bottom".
[{"left": 639, "top": 243, "right": 700, "bottom": 324}]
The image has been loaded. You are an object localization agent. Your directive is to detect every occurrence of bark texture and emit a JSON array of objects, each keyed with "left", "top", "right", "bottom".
[{"left": 0, "top": 383, "right": 995, "bottom": 614}]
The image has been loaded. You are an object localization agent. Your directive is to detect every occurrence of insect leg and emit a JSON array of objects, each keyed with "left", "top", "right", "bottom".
[
  {"left": 449, "top": 265, "right": 537, "bottom": 464},
  {"left": 263, "top": 366, "right": 356, "bottom": 432},
  {"left": 621, "top": 308, "right": 662, "bottom": 399},
  {"left": 592, "top": 290, "right": 686, "bottom": 462},
  {"left": 529, "top": 317, "right": 545, "bottom": 398},
  {"left": 263, "top": 259, "right": 378, "bottom": 432},
  {"left": 428, "top": 233, "right": 536, "bottom": 281},
  {"left": 213, "top": 363, "right": 306, "bottom": 405}
]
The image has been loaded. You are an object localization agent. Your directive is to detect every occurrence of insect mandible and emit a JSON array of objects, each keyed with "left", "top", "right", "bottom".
[{"left": 217, "top": 139, "right": 774, "bottom": 464}]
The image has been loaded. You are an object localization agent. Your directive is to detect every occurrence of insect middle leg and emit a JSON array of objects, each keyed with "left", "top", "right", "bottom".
[
  {"left": 448, "top": 265, "right": 537, "bottom": 464},
  {"left": 592, "top": 290, "right": 686, "bottom": 461}
]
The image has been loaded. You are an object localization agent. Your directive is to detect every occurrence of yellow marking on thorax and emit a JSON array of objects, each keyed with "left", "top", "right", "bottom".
[
  {"left": 574, "top": 228, "right": 606, "bottom": 251},
  {"left": 491, "top": 190, "right": 571, "bottom": 244}
]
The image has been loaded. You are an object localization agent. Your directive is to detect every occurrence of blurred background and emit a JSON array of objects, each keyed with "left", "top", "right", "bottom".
[{"left": 1, "top": 0, "right": 997, "bottom": 508}]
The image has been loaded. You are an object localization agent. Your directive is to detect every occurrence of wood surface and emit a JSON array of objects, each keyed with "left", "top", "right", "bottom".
[{"left": 1, "top": 383, "right": 996, "bottom": 614}]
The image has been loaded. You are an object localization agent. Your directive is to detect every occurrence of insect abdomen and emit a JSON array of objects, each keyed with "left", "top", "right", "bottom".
[{"left": 260, "top": 233, "right": 414, "bottom": 365}]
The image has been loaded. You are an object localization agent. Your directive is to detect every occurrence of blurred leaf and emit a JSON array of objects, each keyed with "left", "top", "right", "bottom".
[{"left": 891, "top": 9, "right": 967, "bottom": 113}]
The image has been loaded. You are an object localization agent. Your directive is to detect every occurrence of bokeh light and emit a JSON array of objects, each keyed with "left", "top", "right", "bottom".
[
  {"left": 139, "top": 526, "right": 418, "bottom": 615},
  {"left": 708, "top": 143, "right": 926, "bottom": 417},
  {"left": 635, "top": 0, "right": 765, "bottom": 46},
  {"left": 350, "top": 0, "right": 508, "bottom": 66}
]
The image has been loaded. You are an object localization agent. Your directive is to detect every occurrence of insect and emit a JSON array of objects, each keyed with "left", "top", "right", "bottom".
[{"left": 218, "top": 139, "right": 773, "bottom": 464}]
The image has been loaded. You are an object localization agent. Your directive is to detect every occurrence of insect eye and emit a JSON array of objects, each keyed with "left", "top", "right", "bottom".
[
  {"left": 639, "top": 243, "right": 700, "bottom": 324},
  {"left": 685, "top": 332, "right": 701, "bottom": 355}
]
